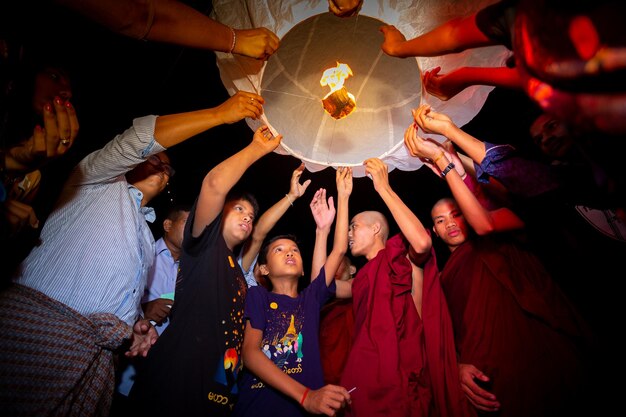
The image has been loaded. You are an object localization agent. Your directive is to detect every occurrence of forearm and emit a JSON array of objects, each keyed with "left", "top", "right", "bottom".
[
  {"left": 443, "top": 125, "right": 487, "bottom": 165},
  {"left": 377, "top": 186, "right": 431, "bottom": 254},
  {"left": 148, "top": 0, "right": 232, "bottom": 51},
  {"left": 202, "top": 144, "right": 266, "bottom": 198},
  {"left": 399, "top": 15, "right": 493, "bottom": 57},
  {"left": 311, "top": 227, "right": 330, "bottom": 281},
  {"left": 324, "top": 194, "right": 349, "bottom": 283},
  {"left": 244, "top": 348, "right": 307, "bottom": 404},
  {"left": 153, "top": 107, "right": 233, "bottom": 149},
  {"left": 450, "top": 66, "right": 523, "bottom": 91}
]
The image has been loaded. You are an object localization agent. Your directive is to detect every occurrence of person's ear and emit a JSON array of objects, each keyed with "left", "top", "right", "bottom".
[
  {"left": 163, "top": 219, "right": 173, "bottom": 233},
  {"left": 432, "top": 225, "right": 439, "bottom": 237},
  {"left": 259, "top": 264, "right": 270, "bottom": 276},
  {"left": 348, "top": 265, "right": 357, "bottom": 276},
  {"left": 372, "top": 222, "right": 381, "bottom": 236}
]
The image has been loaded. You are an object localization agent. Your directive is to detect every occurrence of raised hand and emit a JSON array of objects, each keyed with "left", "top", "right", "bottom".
[
  {"left": 335, "top": 166, "right": 353, "bottom": 198},
  {"left": 216, "top": 91, "right": 265, "bottom": 124},
  {"left": 310, "top": 188, "right": 336, "bottom": 232},
  {"left": 423, "top": 66, "right": 468, "bottom": 101},
  {"left": 403, "top": 123, "right": 443, "bottom": 161},
  {"left": 412, "top": 104, "right": 454, "bottom": 137},
  {"left": 363, "top": 158, "right": 391, "bottom": 194},
  {"left": 251, "top": 125, "right": 282, "bottom": 156},
  {"left": 234, "top": 28, "right": 280, "bottom": 61},
  {"left": 380, "top": 25, "right": 407, "bottom": 57},
  {"left": 288, "top": 163, "right": 312, "bottom": 201}
]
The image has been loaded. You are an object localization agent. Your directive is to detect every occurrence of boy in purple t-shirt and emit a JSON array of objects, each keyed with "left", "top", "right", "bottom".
[{"left": 233, "top": 169, "right": 354, "bottom": 417}]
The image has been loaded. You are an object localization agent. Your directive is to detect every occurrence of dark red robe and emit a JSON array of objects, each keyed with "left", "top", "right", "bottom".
[
  {"left": 340, "top": 234, "right": 470, "bottom": 417},
  {"left": 437, "top": 236, "right": 592, "bottom": 417}
]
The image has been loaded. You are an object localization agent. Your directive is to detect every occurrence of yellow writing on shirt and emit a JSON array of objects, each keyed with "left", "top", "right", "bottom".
[{"left": 228, "top": 256, "right": 235, "bottom": 268}]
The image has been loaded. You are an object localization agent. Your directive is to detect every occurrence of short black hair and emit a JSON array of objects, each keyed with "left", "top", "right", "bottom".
[
  {"left": 165, "top": 204, "right": 191, "bottom": 222},
  {"left": 225, "top": 189, "right": 259, "bottom": 220},
  {"left": 258, "top": 234, "right": 299, "bottom": 265}
]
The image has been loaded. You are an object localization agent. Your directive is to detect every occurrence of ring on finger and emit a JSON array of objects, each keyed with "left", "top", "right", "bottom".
[{"left": 61, "top": 138, "right": 70, "bottom": 146}]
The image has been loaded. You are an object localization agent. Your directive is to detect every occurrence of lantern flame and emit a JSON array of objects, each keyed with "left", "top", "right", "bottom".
[{"left": 320, "top": 62, "right": 356, "bottom": 119}]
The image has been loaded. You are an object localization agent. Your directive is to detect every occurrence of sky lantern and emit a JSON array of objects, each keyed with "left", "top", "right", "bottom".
[{"left": 211, "top": 0, "right": 509, "bottom": 177}]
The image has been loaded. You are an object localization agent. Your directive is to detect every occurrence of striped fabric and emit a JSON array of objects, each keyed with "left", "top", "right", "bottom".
[
  {"left": 0, "top": 284, "right": 131, "bottom": 416},
  {"left": 14, "top": 115, "right": 164, "bottom": 325}
]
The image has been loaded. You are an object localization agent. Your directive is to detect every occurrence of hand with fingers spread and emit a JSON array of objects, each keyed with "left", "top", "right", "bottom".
[
  {"left": 302, "top": 384, "right": 351, "bottom": 416},
  {"left": 310, "top": 188, "right": 336, "bottom": 232},
  {"left": 459, "top": 363, "right": 500, "bottom": 412}
]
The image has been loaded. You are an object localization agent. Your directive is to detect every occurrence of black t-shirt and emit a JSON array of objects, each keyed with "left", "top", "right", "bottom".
[{"left": 130, "top": 202, "right": 247, "bottom": 416}]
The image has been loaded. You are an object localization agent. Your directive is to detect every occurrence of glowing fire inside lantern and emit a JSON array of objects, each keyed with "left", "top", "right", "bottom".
[{"left": 320, "top": 62, "right": 356, "bottom": 119}]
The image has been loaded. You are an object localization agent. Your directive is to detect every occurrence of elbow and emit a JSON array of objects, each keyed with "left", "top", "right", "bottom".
[{"left": 474, "top": 223, "right": 496, "bottom": 236}]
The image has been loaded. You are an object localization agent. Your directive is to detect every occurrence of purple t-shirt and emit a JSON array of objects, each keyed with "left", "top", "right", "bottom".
[{"left": 233, "top": 268, "right": 336, "bottom": 417}]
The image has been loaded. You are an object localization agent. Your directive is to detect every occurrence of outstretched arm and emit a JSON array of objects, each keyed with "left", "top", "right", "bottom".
[
  {"left": 404, "top": 125, "right": 524, "bottom": 234},
  {"left": 423, "top": 66, "right": 523, "bottom": 101},
  {"left": 310, "top": 188, "right": 335, "bottom": 282},
  {"left": 327, "top": 167, "right": 352, "bottom": 297},
  {"left": 192, "top": 125, "right": 281, "bottom": 237},
  {"left": 380, "top": 13, "right": 494, "bottom": 58},
  {"left": 364, "top": 158, "right": 431, "bottom": 255},
  {"left": 240, "top": 163, "right": 311, "bottom": 272},
  {"left": 153, "top": 91, "right": 264, "bottom": 149},
  {"left": 54, "top": 0, "right": 279, "bottom": 59}
]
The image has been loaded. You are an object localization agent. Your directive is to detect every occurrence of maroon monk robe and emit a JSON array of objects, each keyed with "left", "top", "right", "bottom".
[
  {"left": 438, "top": 236, "right": 592, "bottom": 417},
  {"left": 341, "top": 234, "right": 470, "bottom": 417},
  {"left": 319, "top": 298, "right": 355, "bottom": 385}
]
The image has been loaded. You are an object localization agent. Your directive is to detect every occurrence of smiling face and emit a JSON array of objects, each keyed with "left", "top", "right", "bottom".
[
  {"left": 221, "top": 198, "right": 255, "bottom": 250},
  {"left": 259, "top": 238, "right": 303, "bottom": 281},
  {"left": 431, "top": 198, "right": 470, "bottom": 252},
  {"left": 530, "top": 114, "right": 574, "bottom": 159}
]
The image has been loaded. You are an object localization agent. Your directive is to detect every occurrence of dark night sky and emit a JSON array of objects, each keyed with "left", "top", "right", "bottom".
[{"left": 5, "top": 2, "right": 625, "bottom": 387}]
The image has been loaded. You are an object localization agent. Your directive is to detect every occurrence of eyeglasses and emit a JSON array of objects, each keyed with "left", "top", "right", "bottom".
[{"left": 147, "top": 155, "right": 175, "bottom": 177}]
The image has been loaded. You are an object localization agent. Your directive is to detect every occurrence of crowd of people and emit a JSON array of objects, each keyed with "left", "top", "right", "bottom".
[{"left": 1, "top": 0, "right": 623, "bottom": 416}]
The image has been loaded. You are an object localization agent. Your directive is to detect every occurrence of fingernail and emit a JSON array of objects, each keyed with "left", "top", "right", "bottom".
[{"left": 44, "top": 103, "right": 52, "bottom": 112}]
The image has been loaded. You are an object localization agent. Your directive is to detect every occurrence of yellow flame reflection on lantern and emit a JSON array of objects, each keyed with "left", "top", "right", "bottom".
[{"left": 320, "top": 62, "right": 356, "bottom": 119}]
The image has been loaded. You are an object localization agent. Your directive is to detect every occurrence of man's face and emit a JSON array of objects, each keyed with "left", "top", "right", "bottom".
[
  {"left": 431, "top": 200, "right": 469, "bottom": 250},
  {"left": 260, "top": 238, "right": 303, "bottom": 279},
  {"left": 164, "top": 211, "right": 189, "bottom": 251},
  {"left": 222, "top": 199, "right": 255, "bottom": 247},
  {"left": 530, "top": 114, "right": 573, "bottom": 159},
  {"left": 348, "top": 213, "right": 375, "bottom": 257},
  {"left": 127, "top": 152, "right": 173, "bottom": 193}
]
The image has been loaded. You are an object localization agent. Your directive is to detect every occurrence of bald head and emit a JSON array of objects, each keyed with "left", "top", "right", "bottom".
[
  {"left": 349, "top": 211, "right": 389, "bottom": 259},
  {"left": 431, "top": 198, "right": 457, "bottom": 221},
  {"left": 359, "top": 211, "right": 389, "bottom": 241}
]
